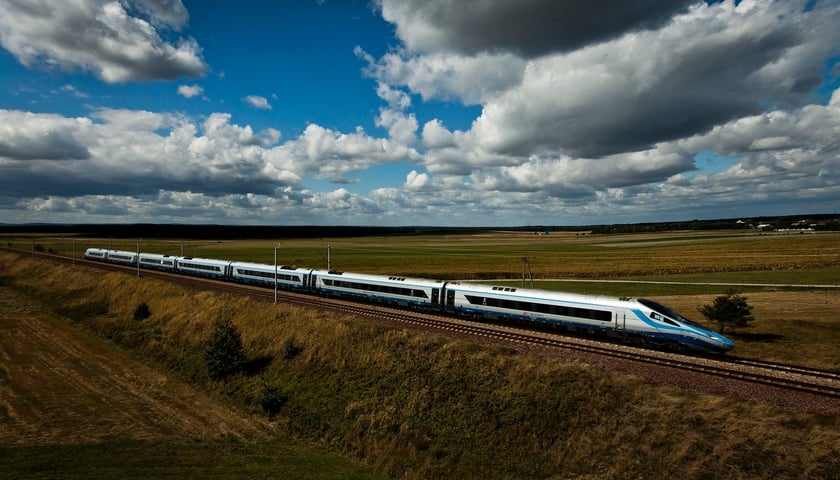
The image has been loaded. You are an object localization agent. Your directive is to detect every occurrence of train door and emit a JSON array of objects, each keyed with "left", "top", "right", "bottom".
[
  {"left": 445, "top": 289, "right": 456, "bottom": 313},
  {"left": 616, "top": 312, "right": 626, "bottom": 335}
]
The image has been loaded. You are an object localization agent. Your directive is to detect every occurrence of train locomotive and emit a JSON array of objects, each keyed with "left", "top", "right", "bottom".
[{"left": 84, "top": 248, "right": 735, "bottom": 354}]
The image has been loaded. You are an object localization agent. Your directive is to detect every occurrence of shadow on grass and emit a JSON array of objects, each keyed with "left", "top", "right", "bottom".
[
  {"left": 242, "top": 355, "right": 274, "bottom": 375},
  {"left": 731, "top": 333, "right": 784, "bottom": 343}
]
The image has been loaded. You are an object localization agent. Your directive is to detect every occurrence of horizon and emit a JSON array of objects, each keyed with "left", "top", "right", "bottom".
[{"left": 2, "top": 212, "right": 837, "bottom": 231}]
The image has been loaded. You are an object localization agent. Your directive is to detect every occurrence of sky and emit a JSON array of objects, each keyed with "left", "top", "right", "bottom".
[{"left": 0, "top": 0, "right": 839, "bottom": 227}]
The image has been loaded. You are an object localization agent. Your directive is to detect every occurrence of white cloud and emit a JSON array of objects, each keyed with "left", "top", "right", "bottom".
[
  {"left": 58, "top": 84, "right": 88, "bottom": 98},
  {"left": 404, "top": 170, "right": 430, "bottom": 191},
  {"left": 178, "top": 84, "right": 204, "bottom": 98},
  {"left": 362, "top": 48, "right": 525, "bottom": 105},
  {"left": 375, "top": 82, "right": 411, "bottom": 110},
  {"left": 376, "top": 109, "right": 418, "bottom": 146},
  {"left": 370, "top": 1, "right": 840, "bottom": 162},
  {"left": 2, "top": 1, "right": 839, "bottom": 226},
  {"left": 0, "top": 110, "right": 92, "bottom": 160},
  {"left": 244, "top": 95, "right": 272, "bottom": 110},
  {"left": 0, "top": 0, "right": 207, "bottom": 82}
]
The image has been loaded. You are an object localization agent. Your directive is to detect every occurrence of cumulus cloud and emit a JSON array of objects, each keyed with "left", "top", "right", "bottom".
[
  {"left": 178, "top": 84, "right": 204, "bottom": 98},
  {"left": 0, "top": 110, "right": 91, "bottom": 160},
  {"left": 378, "top": 0, "right": 694, "bottom": 57},
  {"left": 265, "top": 123, "right": 421, "bottom": 183},
  {"left": 367, "top": 1, "right": 840, "bottom": 164},
  {"left": 0, "top": 109, "right": 289, "bottom": 198},
  {"left": 0, "top": 0, "right": 207, "bottom": 82},
  {"left": 404, "top": 170, "right": 430, "bottom": 191},
  {"left": 361, "top": 47, "right": 525, "bottom": 105},
  {"left": 0, "top": 108, "right": 420, "bottom": 202},
  {"left": 2, "top": 1, "right": 839, "bottom": 226},
  {"left": 536, "top": 4, "right": 832, "bottom": 158},
  {"left": 244, "top": 95, "right": 272, "bottom": 110}
]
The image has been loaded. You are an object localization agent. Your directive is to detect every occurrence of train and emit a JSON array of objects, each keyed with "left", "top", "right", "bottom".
[{"left": 83, "top": 248, "right": 735, "bottom": 354}]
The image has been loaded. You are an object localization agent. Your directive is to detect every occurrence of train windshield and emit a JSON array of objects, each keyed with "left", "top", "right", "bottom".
[{"left": 638, "top": 298, "right": 706, "bottom": 329}]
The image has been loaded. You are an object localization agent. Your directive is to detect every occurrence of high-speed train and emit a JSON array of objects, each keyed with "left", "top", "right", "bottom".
[{"left": 83, "top": 248, "right": 735, "bottom": 354}]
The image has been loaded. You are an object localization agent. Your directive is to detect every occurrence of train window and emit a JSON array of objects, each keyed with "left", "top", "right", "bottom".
[
  {"left": 464, "top": 295, "right": 610, "bottom": 321},
  {"left": 639, "top": 298, "right": 704, "bottom": 328}
]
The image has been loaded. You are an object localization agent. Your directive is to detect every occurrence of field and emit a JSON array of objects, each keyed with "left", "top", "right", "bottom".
[
  {"left": 2, "top": 229, "right": 840, "bottom": 478},
  {"left": 15, "top": 229, "right": 840, "bottom": 367},
  {"left": 17, "top": 228, "right": 840, "bottom": 279}
]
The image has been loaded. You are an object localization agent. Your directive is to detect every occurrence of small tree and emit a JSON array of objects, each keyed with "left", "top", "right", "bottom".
[
  {"left": 204, "top": 317, "right": 246, "bottom": 380},
  {"left": 698, "top": 290, "right": 755, "bottom": 335},
  {"left": 133, "top": 302, "right": 151, "bottom": 321}
]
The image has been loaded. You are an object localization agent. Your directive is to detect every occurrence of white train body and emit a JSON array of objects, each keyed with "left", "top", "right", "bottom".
[
  {"left": 175, "top": 257, "right": 232, "bottom": 278},
  {"left": 84, "top": 248, "right": 137, "bottom": 265},
  {"left": 81, "top": 248, "right": 735, "bottom": 353},
  {"left": 310, "top": 270, "right": 444, "bottom": 309},
  {"left": 443, "top": 282, "right": 733, "bottom": 353},
  {"left": 83, "top": 248, "right": 108, "bottom": 261},
  {"left": 230, "top": 261, "right": 309, "bottom": 290},
  {"left": 138, "top": 253, "right": 176, "bottom": 271}
]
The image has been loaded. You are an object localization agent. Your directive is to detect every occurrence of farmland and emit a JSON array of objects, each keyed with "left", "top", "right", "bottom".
[
  {"left": 15, "top": 228, "right": 840, "bottom": 280},
  {"left": 1, "top": 229, "right": 839, "bottom": 478}
]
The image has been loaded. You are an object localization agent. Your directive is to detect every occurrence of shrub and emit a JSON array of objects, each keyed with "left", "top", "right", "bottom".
[
  {"left": 282, "top": 336, "right": 302, "bottom": 360},
  {"left": 698, "top": 290, "right": 755, "bottom": 335},
  {"left": 133, "top": 302, "right": 151, "bottom": 321},
  {"left": 204, "top": 318, "right": 246, "bottom": 380},
  {"left": 252, "top": 380, "right": 288, "bottom": 417}
]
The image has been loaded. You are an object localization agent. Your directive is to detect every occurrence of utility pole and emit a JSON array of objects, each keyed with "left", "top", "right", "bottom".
[
  {"left": 327, "top": 243, "right": 331, "bottom": 271},
  {"left": 521, "top": 256, "right": 535, "bottom": 288},
  {"left": 274, "top": 242, "right": 281, "bottom": 304}
]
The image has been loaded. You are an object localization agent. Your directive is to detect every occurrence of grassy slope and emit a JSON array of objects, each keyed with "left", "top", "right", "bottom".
[
  {"left": 0, "top": 266, "right": 382, "bottom": 480},
  {"left": 1, "top": 250, "right": 839, "bottom": 479}
]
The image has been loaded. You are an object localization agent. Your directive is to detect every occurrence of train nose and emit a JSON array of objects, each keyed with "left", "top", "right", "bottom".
[{"left": 715, "top": 335, "right": 735, "bottom": 351}]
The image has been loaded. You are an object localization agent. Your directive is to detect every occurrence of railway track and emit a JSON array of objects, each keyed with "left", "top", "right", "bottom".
[
  {"left": 325, "top": 302, "right": 840, "bottom": 400},
  {"left": 11, "top": 248, "right": 840, "bottom": 402}
]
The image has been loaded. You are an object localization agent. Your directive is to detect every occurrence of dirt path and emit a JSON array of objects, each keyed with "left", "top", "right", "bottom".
[{"left": 0, "top": 286, "right": 273, "bottom": 446}]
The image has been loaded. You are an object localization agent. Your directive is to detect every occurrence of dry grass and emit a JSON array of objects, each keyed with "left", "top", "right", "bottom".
[
  {"left": 658, "top": 291, "right": 840, "bottom": 369},
  {"left": 2, "top": 250, "right": 839, "bottom": 479}
]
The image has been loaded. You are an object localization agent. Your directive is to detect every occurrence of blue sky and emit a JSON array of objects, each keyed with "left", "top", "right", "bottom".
[{"left": 0, "top": 0, "right": 839, "bottom": 226}]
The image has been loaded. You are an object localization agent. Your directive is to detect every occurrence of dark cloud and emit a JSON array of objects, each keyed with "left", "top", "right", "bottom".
[
  {"left": 380, "top": 0, "right": 695, "bottom": 57},
  {"left": 0, "top": 166, "right": 281, "bottom": 198},
  {"left": 470, "top": 1, "right": 840, "bottom": 159},
  {"left": 0, "top": 131, "right": 90, "bottom": 161}
]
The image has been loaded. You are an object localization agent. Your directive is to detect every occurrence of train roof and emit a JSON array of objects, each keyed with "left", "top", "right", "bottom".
[
  {"left": 176, "top": 256, "right": 231, "bottom": 265},
  {"left": 312, "top": 269, "right": 446, "bottom": 288},
  {"left": 230, "top": 260, "right": 309, "bottom": 272},
  {"left": 138, "top": 252, "right": 175, "bottom": 258},
  {"left": 447, "top": 281, "right": 636, "bottom": 308}
]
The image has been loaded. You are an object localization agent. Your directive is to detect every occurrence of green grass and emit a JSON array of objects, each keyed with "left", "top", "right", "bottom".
[{"left": 0, "top": 438, "right": 381, "bottom": 480}]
